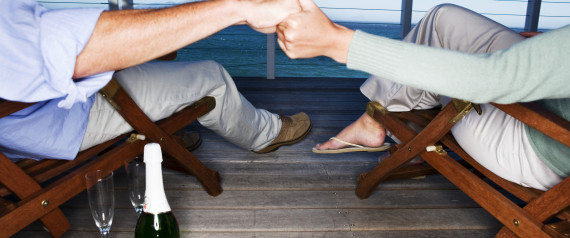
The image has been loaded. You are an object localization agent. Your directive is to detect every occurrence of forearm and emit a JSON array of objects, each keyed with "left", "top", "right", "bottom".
[
  {"left": 74, "top": 0, "right": 247, "bottom": 78},
  {"left": 348, "top": 29, "right": 570, "bottom": 104}
]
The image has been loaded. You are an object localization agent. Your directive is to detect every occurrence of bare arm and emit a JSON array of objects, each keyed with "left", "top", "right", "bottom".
[{"left": 74, "top": 0, "right": 300, "bottom": 78}]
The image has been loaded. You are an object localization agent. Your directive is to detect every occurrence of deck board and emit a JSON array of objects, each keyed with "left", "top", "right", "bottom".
[{"left": 15, "top": 77, "right": 501, "bottom": 237}]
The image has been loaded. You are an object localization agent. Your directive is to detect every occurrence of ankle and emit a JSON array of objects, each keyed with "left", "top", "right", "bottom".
[
  {"left": 358, "top": 113, "right": 387, "bottom": 147},
  {"left": 360, "top": 113, "right": 385, "bottom": 132}
]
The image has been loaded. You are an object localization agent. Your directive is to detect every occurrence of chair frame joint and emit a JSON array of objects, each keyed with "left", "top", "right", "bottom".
[
  {"left": 426, "top": 145, "right": 446, "bottom": 155},
  {"left": 366, "top": 102, "right": 388, "bottom": 118},
  {"left": 448, "top": 99, "right": 482, "bottom": 124},
  {"left": 99, "top": 78, "right": 122, "bottom": 111}
]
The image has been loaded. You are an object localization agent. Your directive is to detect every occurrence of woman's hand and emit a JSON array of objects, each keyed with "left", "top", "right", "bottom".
[{"left": 276, "top": 0, "right": 354, "bottom": 63}]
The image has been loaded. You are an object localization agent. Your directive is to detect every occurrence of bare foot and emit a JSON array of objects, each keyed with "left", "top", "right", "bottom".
[{"left": 316, "top": 113, "right": 386, "bottom": 150}]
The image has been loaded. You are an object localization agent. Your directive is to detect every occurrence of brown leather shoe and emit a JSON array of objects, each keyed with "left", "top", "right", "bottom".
[
  {"left": 162, "top": 130, "right": 201, "bottom": 173},
  {"left": 255, "top": 112, "right": 311, "bottom": 154},
  {"left": 166, "top": 130, "right": 202, "bottom": 153}
]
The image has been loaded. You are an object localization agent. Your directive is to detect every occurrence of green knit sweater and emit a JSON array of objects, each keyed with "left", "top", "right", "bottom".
[{"left": 347, "top": 26, "right": 570, "bottom": 177}]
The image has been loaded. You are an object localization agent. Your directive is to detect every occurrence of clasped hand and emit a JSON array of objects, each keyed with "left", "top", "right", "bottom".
[
  {"left": 276, "top": 0, "right": 354, "bottom": 63},
  {"left": 244, "top": 0, "right": 353, "bottom": 63},
  {"left": 243, "top": 0, "right": 301, "bottom": 34}
]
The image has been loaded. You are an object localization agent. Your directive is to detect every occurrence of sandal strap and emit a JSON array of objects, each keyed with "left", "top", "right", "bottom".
[{"left": 330, "top": 137, "right": 363, "bottom": 148}]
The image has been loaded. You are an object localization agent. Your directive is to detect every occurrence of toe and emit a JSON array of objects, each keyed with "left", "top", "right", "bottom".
[{"left": 316, "top": 138, "right": 343, "bottom": 150}]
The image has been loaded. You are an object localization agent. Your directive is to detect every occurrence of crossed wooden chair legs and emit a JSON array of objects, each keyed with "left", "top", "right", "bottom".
[
  {"left": 0, "top": 78, "right": 221, "bottom": 237},
  {"left": 357, "top": 100, "right": 570, "bottom": 237}
]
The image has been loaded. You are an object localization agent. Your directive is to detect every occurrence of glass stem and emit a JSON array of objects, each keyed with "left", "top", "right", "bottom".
[{"left": 100, "top": 227, "right": 110, "bottom": 238}]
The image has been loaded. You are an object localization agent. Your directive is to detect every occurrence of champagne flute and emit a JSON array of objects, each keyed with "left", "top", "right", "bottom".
[
  {"left": 85, "top": 170, "right": 115, "bottom": 238},
  {"left": 125, "top": 157, "right": 145, "bottom": 214}
]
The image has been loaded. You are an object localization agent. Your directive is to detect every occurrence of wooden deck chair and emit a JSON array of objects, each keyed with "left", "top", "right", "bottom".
[
  {"left": 357, "top": 98, "right": 569, "bottom": 237},
  {"left": 356, "top": 31, "right": 570, "bottom": 237},
  {"left": 0, "top": 53, "right": 222, "bottom": 237}
]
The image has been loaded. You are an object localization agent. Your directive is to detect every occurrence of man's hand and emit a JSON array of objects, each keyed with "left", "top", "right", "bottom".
[
  {"left": 275, "top": 0, "right": 354, "bottom": 63},
  {"left": 244, "top": 0, "right": 301, "bottom": 33}
]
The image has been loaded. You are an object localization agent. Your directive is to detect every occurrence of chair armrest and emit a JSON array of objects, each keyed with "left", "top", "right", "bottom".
[
  {"left": 156, "top": 51, "right": 177, "bottom": 61},
  {"left": 520, "top": 32, "right": 542, "bottom": 38},
  {"left": 491, "top": 102, "right": 570, "bottom": 147},
  {"left": 0, "top": 101, "right": 36, "bottom": 119}
]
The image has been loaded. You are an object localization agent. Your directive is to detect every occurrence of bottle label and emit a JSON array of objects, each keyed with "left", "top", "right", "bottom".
[
  {"left": 143, "top": 196, "right": 171, "bottom": 214},
  {"left": 143, "top": 197, "right": 150, "bottom": 211}
]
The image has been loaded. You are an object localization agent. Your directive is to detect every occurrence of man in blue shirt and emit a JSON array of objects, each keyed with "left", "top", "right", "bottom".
[{"left": 0, "top": 0, "right": 311, "bottom": 160}]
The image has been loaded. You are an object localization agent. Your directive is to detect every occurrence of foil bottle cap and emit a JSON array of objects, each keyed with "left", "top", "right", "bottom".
[
  {"left": 143, "top": 143, "right": 171, "bottom": 214},
  {"left": 143, "top": 143, "right": 163, "bottom": 164}
]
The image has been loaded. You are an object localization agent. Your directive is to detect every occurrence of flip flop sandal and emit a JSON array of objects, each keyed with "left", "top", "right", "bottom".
[{"left": 312, "top": 137, "right": 391, "bottom": 154}]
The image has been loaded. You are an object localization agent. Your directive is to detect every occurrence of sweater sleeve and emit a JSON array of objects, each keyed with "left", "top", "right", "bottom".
[{"left": 347, "top": 26, "right": 570, "bottom": 104}]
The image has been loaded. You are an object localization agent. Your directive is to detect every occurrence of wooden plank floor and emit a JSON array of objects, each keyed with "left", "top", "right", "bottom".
[{"left": 15, "top": 77, "right": 501, "bottom": 237}]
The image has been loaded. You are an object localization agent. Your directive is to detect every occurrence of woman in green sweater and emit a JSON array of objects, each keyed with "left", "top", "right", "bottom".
[{"left": 276, "top": 1, "right": 569, "bottom": 191}]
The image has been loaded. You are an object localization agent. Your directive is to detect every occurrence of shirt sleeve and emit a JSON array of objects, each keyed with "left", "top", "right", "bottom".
[
  {"left": 347, "top": 26, "right": 570, "bottom": 104},
  {"left": 0, "top": 0, "right": 113, "bottom": 109}
]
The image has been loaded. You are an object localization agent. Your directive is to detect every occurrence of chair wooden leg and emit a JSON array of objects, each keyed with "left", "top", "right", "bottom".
[
  {"left": 0, "top": 153, "right": 70, "bottom": 237},
  {"left": 496, "top": 178, "right": 570, "bottom": 238},
  {"left": 523, "top": 178, "right": 570, "bottom": 222},
  {"left": 422, "top": 150, "right": 548, "bottom": 238},
  {"left": 106, "top": 83, "right": 222, "bottom": 196},
  {"left": 0, "top": 197, "right": 16, "bottom": 215},
  {"left": 159, "top": 134, "right": 222, "bottom": 196},
  {"left": 384, "top": 163, "right": 440, "bottom": 181},
  {"left": 357, "top": 103, "right": 458, "bottom": 199},
  {"left": 359, "top": 101, "right": 561, "bottom": 237},
  {"left": 0, "top": 139, "right": 145, "bottom": 237}
]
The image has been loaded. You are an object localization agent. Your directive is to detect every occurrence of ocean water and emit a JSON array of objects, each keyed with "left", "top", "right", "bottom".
[{"left": 174, "top": 22, "right": 402, "bottom": 78}]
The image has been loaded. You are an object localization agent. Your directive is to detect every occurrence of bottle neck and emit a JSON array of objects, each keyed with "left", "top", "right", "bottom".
[{"left": 143, "top": 161, "right": 171, "bottom": 214}]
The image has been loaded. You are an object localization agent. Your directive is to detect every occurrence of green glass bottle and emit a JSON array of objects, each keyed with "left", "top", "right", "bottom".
[
  {"left": 135, "top": 211, "right": 179, "bottom": 237},
  {"left": 134, "top": 143, "right": 180, "bottom": 238}
]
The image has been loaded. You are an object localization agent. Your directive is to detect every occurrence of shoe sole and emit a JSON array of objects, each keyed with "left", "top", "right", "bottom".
[
  {"left": 254, "top": 124, "right": 312, "bottom": 154},
  {"left": 312, "top": 142, "right": 391, "bottom": 154},
  {"left": 186, "top": 137, "right": 202, "bottom": 151}
]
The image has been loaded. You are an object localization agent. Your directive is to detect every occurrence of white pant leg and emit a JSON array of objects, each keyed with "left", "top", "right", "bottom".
[
  {"left": 361, "top": 4, "right": 561, "bottom": 190},
  {"left": 360, "top": 75, "right": 440, "bottom": 112},
  {"left": 80, "top": 60, "right": 280, "bottom": 151},
  {"left": 452, "top": 104, "right": 562, "bottom": 190}
]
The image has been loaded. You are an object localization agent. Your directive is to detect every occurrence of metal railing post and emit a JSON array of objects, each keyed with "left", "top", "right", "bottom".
[
  {"left": 121, "top": 0, "right": 133, "bottom": 9},
  {"left": 108, "top": 0, "right": 133, "bottom": 10},
  {"left": 525, "top": 0, "right": 542, "bottom": 32},
  {"left": 108, "top": 0, "right": 119, "bottom": 10},
  {"left": 267, "top": 33, "right": 276, "bottom": 80},
  {"left": 401, "top": 0, "right": 413, "bottom": 39}
]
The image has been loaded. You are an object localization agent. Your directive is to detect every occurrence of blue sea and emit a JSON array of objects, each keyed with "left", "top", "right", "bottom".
[{"left": 174, "top": 22, "right": 402, "bottom": 78}]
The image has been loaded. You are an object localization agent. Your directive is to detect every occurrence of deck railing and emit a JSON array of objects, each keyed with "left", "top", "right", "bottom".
[{"left": 38, "top": 0, "right": 569, "bottom": 79}]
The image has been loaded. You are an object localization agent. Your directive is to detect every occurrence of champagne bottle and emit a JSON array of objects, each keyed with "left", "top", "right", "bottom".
[{"left": 135, "top": 143, "right": 180, "bottom": 238}]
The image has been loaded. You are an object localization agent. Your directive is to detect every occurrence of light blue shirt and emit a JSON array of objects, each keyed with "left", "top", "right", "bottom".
[{"left": 0, "top": 0, "right": 113, "bottom": 160}]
